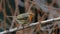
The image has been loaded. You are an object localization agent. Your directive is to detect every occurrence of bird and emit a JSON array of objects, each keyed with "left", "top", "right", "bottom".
[{"left": 16, "top": 12, "right": 34, "bottom": 24}]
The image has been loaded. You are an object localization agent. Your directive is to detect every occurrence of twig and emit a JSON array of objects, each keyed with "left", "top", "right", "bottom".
[
  {"left": 2, "top": 0, "right": 7, "bottom": 30},
  {"left": 1, "top": 17, "right": 60, "bottom": 34}
]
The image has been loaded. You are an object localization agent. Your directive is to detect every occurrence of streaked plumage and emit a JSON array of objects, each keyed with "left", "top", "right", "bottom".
[{"left": 16, "top": 13, "right": 34, "bottom": 24}]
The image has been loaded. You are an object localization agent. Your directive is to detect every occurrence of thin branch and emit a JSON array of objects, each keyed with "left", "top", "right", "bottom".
[
  {"left": 1, "top": 17, "right": 60, "bottom": 34},
  {"left": 9, "top": 0, "right": 20, "bottom": 29},
  {"left": 2, "top": 0, "right": 6, "bottom": 30},
  {"left": 6, "top": 0, "right": 14, "bottom": 16}
]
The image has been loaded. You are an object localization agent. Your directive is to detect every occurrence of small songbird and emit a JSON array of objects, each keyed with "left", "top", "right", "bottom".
[{"left": 16, "top": 12, "right": 34, "bottom": 24}]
